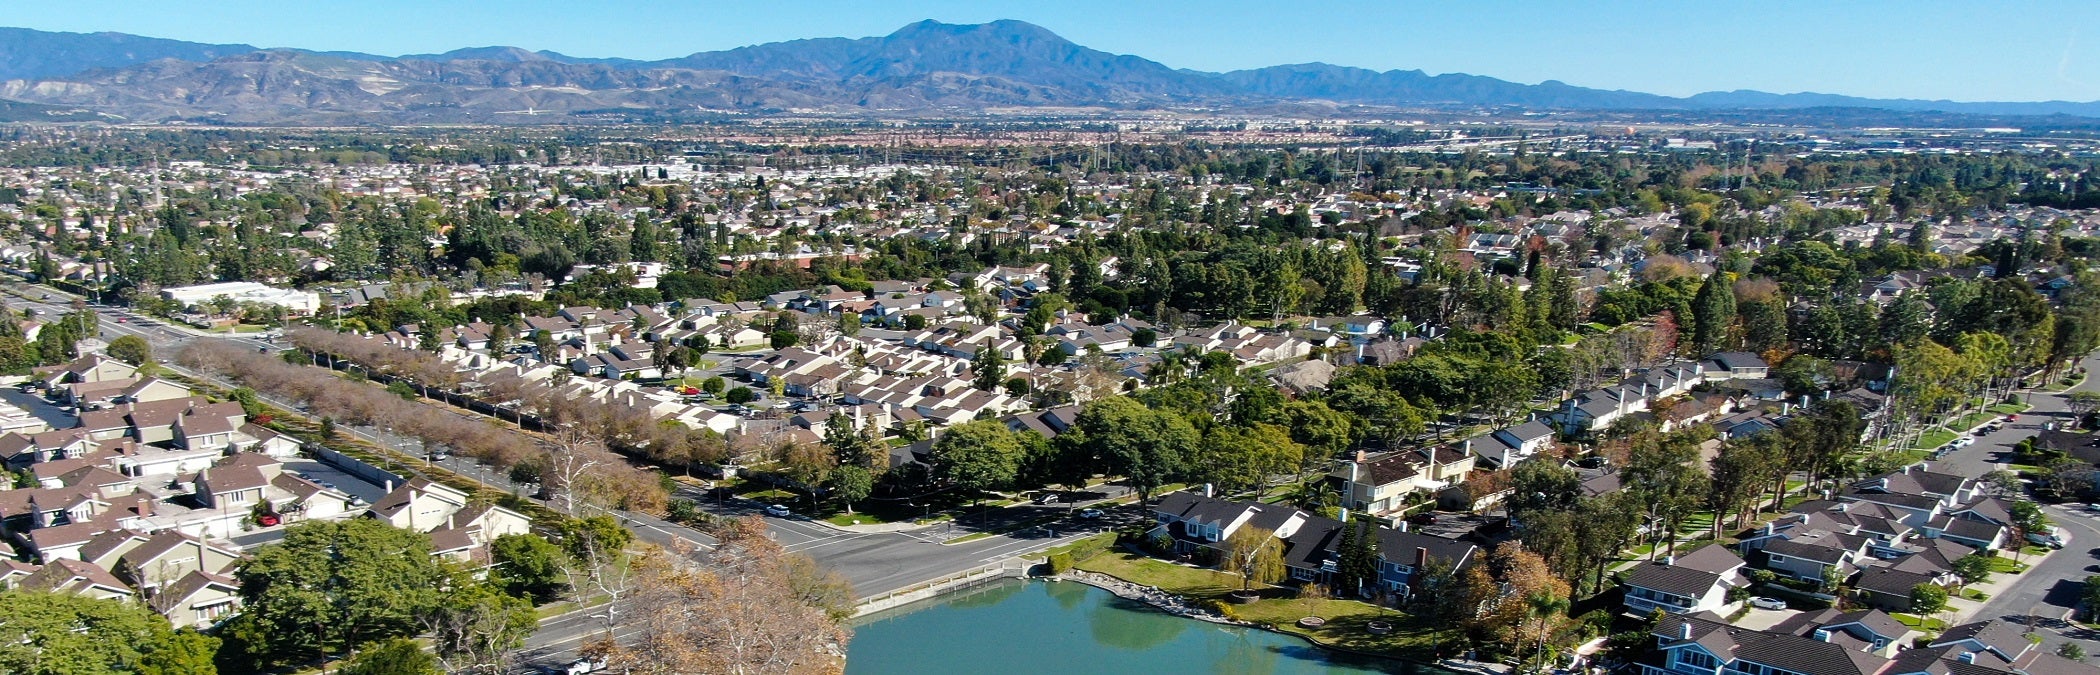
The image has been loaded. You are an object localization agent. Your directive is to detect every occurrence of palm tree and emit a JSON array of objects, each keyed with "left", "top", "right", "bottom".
[{"left": 1527, "top": 592, "right": 1570, "bottom": 674}]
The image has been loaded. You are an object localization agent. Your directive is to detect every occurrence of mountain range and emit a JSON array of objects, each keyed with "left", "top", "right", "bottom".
[{"left": 0, "top": 20, "right": 2095, "bottom": 124}]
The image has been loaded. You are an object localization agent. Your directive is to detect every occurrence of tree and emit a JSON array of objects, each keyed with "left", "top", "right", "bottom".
[
  {"left": 1225, "top": 526, "right": 1285, "bottom": 591},
  {"left": 486, "top": 324, "right": 511, "bottom": 355},
  {"left": 2071, "top": 391, "right": 2100, "bottom": 428},
  {"left": 230, "top": 519, "right": 445, "bottom": 667},
  {"left": 559, "top": 515, "right": 637, "bottom": 630},
  {"left": 489, "top": 533, "right": 569, "bottom": 603},
  {"left": 1527, "top": 591, "right": 1572, "bottom": 673},
  {"left": 138, "top": 630, "right": 218, "bottom": 675},
  {"left": 339, "top": 638, "right": 440, "bottom": 675},
  {"left": 1950, "top": 554, "right": 1994, "bottom": 588},
  {"left": 726, "top": 386, "right": 756, "bottom": 404},
  {"left": 1337, "top": 520, "right": 1381, "bottom": 597},
  {"left": 828, "top": 464, "right": 874, "bottom": 514},
  {"left": 2041, "top": 455, "right": 2096, "bottom": 501},
  {"left": 1910, "top": 583, "right": 1949, "bottom": 616},
  {"left": 1074, "top": 396, "right": 1197, "bottom": 504},
  {"left": 533, "top": 329, "right": 556, "bottom": 358},
  {"left": 0, "top": 590, "right": 193, "bottom": 675},
  {"left": 702, "top": 375, "right": 727, "bottom": 395},
  {"left": 609, "top": 517, "right": 849, "bottom": 674},
  {"left": 971, "top": 347, "right": 1007, "bottom": 392},
  {"left": 417, "top": 326, "right": 443, "bottom": 354},
  {"left": 822, "top": 415, "right": 882, "bottom": 469},
  {"left": 1190, "top": 423, "right": 1303, "bottom": 496},
  {"left": 2082, "top": 576, "right": 2100, "bottom": 622},
  {"left": 1691, "top": 269, "right": 1736, "bottom": 355},
  {"left": 927, "top": 420, "right": 1024, "bottom": 499},
  {"left": 425, "top": 582, "right": 537, "bottom": 675},
  {"left": 107, "top": 335, "right": 152, "bottom": 366}
]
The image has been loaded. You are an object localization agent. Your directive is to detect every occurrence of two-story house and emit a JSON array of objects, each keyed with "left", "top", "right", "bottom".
[{"left": 1621, "top": 544, "right": 1751, "bottom": 616}]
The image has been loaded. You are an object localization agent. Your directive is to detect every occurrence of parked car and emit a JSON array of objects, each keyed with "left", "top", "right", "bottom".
[
  {"left": 1033, "top": 493, "right": 1060, "bottom": 505},
  {"left": 764, "top": 504, "right": 792, "bottom": 517},
  {"left": 1077, "top": 508, "right": 1104, "bottom": 519},
  {"left": 1749, "top": 596, "right": 1788, "bottom": 610},
  {"left": 2007, "top": 414, "right": 2020, "bottom": 422}
]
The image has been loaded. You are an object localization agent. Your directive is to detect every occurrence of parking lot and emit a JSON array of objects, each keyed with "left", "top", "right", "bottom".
[{"left": 0, "top": 387, "right": 78, "bottom": 429}]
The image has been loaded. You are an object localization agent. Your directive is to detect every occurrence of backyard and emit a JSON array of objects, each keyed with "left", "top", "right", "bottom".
[{"left": 1072, "top": 549, "right": 1440, "bottom": 659}]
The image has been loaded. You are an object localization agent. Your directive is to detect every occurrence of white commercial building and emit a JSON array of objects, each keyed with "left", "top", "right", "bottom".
[{"left": 161, "top": 282, "right": 322, "bottom": 315}]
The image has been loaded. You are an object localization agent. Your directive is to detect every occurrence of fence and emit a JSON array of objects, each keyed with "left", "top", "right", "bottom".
[
  {"left": 310, "top": 445, "right": 406, "bottom": 492},
  {"left": 853, "top": 557, "right": 1037, "bottom": 617}
]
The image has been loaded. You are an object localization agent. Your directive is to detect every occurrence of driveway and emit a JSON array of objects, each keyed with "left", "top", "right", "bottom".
[{"left": 0, "top": 388, "right": 75, "bottom": 429}]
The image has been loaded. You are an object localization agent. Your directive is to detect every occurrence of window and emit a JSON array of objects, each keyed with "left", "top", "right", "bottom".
[{"left": 1677, "top": 649, "right": 1718, "bottom": 671}]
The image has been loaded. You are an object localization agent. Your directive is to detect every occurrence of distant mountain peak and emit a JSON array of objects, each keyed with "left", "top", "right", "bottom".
[{"left": 0, "top": 21, "right": 2095, "bottom": 122}]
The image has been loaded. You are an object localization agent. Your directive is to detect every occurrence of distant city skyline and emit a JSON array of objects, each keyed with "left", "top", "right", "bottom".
[{"left": 5, "top": 0, "right": 2095, "bottom": 103}]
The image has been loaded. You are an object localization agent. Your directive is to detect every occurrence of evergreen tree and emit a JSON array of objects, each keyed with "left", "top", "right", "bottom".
[
  {"left": 972, "top": 347, "right": 1007, "bottom": 392},
  {"left": 1337, "top": 519, "right": 1381, "bottom": 596},
  {"left": 1690, "top": 270, "right": 1736, "bottom": 354}
]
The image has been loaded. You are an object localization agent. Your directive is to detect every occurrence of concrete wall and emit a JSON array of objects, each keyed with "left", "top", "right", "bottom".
[{"left": 311, "top": 446, "right": 404, "bottom": 493}]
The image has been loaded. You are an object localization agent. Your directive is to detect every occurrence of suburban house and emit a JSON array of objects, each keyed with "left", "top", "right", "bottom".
[
  {"left": 1151, "top": 492, "right": 1475, "bottom": 599},
  {"left": 1331, "top": 447, "right": 1474, "bottom": 516},
  {"left": 1620, "top": 544, "right": 1750, "bottom": 616},
  {"left": 1769, "top": 609, "right": 1912, "bottom": 657},
  {"left": 1640, "top": 611, "right": 1889, "bottom": 675},
  {"left": 1705, "top": 352, "right": 1771, "bottom": 379}
]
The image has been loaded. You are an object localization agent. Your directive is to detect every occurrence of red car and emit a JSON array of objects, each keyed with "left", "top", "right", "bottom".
[
  {"left": 2008, "top": 414, "right": 2020, "bottom": 422},
  {"left": 257, "top": 514, "right": 280, "bottom": 527}
]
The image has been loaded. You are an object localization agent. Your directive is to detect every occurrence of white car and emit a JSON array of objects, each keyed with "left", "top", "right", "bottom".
[
  {"left": 763, "top": 504, "right": 792, "bottom": 517},
  {"left": 1749, "top": 596, "right": 1788, "bottom": 610},
  {"left": 1077, "top": 508, "right": 1104, "bottom": 519}
]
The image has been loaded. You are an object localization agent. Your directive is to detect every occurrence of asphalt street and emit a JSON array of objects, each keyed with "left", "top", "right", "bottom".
[{"left": 1908, "top": 351, "right": 2100, "bottom": 655}]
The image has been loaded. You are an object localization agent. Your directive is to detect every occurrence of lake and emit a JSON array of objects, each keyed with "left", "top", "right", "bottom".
[{"left": 847, "top": 579, "right": 1452, "bottom": 675}]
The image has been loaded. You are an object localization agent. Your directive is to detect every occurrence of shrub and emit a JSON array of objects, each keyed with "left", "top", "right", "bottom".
[{"left": 1047, "top": 552, "right": 1074, "bottom": 575}]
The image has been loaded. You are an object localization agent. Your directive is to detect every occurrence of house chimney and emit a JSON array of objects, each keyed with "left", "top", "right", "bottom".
[
  {"left": 1397, "top": 521, "right": 1408, "bottom": 533},
  {"left": 1340, "top": 508, "right": 1350, "bottom": 523},
  {"left": 1415, "top": 546, "right": 1429, "bottom": 570},
  {"left": 1202, "top": 483, "right": 1214, "bottom": 498},
  {"left": 1958, "top": 653, "right": 1976, "bottom": 664},
  {"left": 1662, "top": 555, "right": 1675, "bottom": 566},
  {"left": 1763, "top": 522, "right": 1775, "bottom": 536},
  {"left": 1679, "top": 621, "right": 1693, "bottom": 639},
  {"left": 1814, "top": 629, "right": 1831, "bottom": 642}
]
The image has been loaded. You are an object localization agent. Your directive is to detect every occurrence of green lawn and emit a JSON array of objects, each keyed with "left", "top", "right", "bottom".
[
  {"left": 1960, "top": 588, "right": 1990, "bottom": 601},
  {"left": 1990, "top": 402, "right": 2032, "bottom": 415},
  {"left": 1949, "top": 411, "right": 1994, "bottom": 431},
  {"left": 1912, "top": 429, "right": 1958, "bottom": 451},
  {"left": 1075, "top": 552, "right": 1243, "bottom": 597},
  {"left": 1893, "top": 613, "right": 1948, "bottom": 631},
  {"left": 1985, "top": 557, "right": 2030, "bottom": 575},
  {"left": 1074, "top": 551, "right": 1437, "bottom": 659}
]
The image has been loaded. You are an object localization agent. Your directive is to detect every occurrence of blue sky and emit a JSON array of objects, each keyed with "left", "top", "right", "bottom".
[{"left": 8, "top": 0, "right": 2096, "bottom": 102}]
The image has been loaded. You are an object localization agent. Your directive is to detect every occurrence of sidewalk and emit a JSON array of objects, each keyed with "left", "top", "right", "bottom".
[{"left": 1945, "top": 547, "right": 2053, "bottom": 624}]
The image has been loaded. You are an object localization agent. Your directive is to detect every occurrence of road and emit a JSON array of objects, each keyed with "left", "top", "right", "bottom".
[
  {"left": 1921, "top": 351, "right": 2100, "bottom": 656},
  {"left": 1921, "top": 352, "right": 2100, "bottom": 480},
  {"left": 0, "top": 283, "right": 1131, "bottom": 670}
]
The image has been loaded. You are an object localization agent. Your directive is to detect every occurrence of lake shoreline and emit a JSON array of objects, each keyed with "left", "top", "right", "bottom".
[{"left": 1056, "top": 571, "right": 1504, "bottom": 675}]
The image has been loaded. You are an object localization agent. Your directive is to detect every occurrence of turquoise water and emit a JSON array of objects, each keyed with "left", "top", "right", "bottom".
[{"left": 846, "top": 579, "right": 1448, "bottom": 675}]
